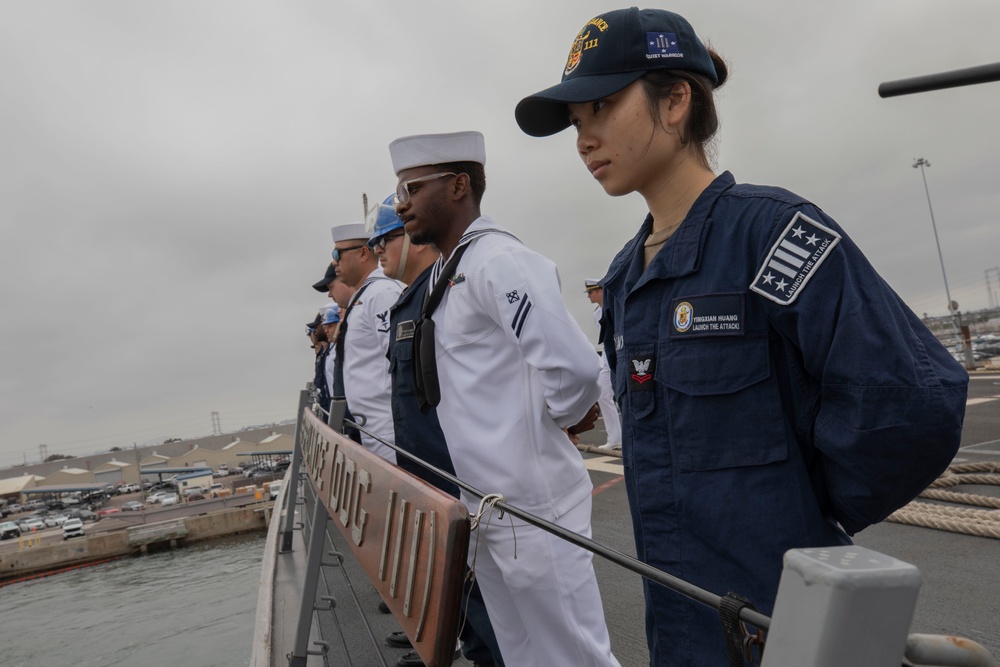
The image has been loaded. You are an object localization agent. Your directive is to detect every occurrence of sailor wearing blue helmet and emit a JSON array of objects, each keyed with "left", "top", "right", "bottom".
[
  {"left": 366, "top": 194, "right": 411, "bottom": 282},
  {"left": 364, "top": 192, "right": 505, "bottom": 667},
  {"left": 321, "top": 304, "right": 340, "bottom": 403}
]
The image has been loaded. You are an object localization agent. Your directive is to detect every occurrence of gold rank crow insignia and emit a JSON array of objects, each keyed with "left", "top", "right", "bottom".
[{"left": 750, "top": 212, "right": 841, "bottom": 305}]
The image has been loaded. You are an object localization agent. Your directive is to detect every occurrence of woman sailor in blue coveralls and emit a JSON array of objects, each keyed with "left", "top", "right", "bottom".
[{"left": 515, "top": 7, "right": 968, "bottom": 666}]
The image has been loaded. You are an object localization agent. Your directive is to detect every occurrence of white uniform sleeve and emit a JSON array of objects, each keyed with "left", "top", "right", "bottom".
[
  {"left": 325, "top": 348, "right": 336, "bottom": 397},
  {"left": 365, "top": 281, "right": 400, "bottom": 358},
  {"left": 475, "top": 248, "right": 601, "bottom": 428}
]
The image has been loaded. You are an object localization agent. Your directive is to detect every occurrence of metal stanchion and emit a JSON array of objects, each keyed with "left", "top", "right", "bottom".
[
  {"left": 287, "top": 490, "right": 331, "bottom": 666},
  {"left": 279, "top": 390, "right": 309, "bottom": 554}
]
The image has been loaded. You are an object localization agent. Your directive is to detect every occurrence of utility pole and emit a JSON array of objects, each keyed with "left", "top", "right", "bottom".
[
  {"left": 986, "top": 267, "right": 1000, "bottom": 311},
  {"left": 912, "top": 158, "right": 970, "bottom": 367}
]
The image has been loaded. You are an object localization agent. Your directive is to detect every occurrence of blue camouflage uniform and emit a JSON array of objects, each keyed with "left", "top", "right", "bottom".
[
  {"left": 388, "top": 265, "right": 505, "bottom": 667},
  {"left": 600, "top": 171, "right": 968, "bottom": 666}
]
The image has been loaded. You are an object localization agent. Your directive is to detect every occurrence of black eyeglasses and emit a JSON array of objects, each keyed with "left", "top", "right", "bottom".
[
  {"left": 374, "top": 231, "right": 406, "bottom": 250},
  {"left": 332, "top": 245, "right": 365, "bottom": 261}
]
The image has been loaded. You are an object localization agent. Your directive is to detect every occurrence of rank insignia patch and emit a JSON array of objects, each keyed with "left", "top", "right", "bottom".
[
  {"left": 629, "top": 354, "right": 655, "bottom": 392},
  {"left": 510, "top": 292, "right": 532, "bottom": 339},
  {"left": 750, "top": 212, "right": 841, "bottom": 305}
]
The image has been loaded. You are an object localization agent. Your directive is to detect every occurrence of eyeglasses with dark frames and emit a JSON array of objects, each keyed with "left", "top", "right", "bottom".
[
  {"left": 331, "top": 245, "right": 365, "bottom": 261},
  {"left": 374, "top": 231, "right": 406, "bottom": 250}
]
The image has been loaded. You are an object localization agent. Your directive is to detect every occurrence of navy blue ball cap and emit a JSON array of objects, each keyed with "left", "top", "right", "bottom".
[
  {"left": 515, "top": 7, "right": 718, "bottom": 137},
  {"left": 312, "top": 262, "right": 336, "bottom": 292}
]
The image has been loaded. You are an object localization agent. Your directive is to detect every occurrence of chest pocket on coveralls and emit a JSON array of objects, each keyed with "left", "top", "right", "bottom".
[
  {"left": 618, "top": 344, "right": 657, "bottom": 421},
  {"left": 659, "top": 334, "right": 788, "bottom": 472},
  {"left": 389, "top": 336, "right": 414, "bottom": 396}
]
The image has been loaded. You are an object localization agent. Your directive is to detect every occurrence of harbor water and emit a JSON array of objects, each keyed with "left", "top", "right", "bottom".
[{"left": 0, "top": 532, "right": 264, "bottom": 667}]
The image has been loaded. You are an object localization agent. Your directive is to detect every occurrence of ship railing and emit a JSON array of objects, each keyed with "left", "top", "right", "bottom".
[{"left": 253, "top": 387, "right": 1000, "bottom": 667}]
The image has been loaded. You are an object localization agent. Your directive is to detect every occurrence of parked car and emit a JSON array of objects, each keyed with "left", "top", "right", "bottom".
[
  {"left": 212, "top": 469, "right": 227, "bottom": 478},
  {"left": 268, "top": 481, "right": 283, "bottom": 500},
  {"left": 18, "top": 517, "right": 46, "bottom": 533},
  {"left": 159, "top": 493, "right": 180, "bottom": 507},
  {"left": 182, "top": 486, "right": 207, "bottom": 498},
  {"left": 62, "top": 518, "right": 85, "bottom": 540},
  {"left": 0, "top": 521, "right": 21, "bottom": 540},
  {"left": 7, "top": 503, "right": 22, "bottom": 514},
  {"left": 97, "top": 507, "right": 120, "bottom": 517},
  {"left": 65, "top": 508, "right": 100, "bottom": 522},
  {"left": 121, "top": 501, "right": 145, "bottom": 512},
  {"left": 44, "top": 514, "right": 69, "bottom": 528}
]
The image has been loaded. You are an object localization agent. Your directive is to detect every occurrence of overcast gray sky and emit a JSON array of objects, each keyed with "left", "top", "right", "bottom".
[{"left": 2, "top": 1, "right": 998, "bottom": 469}]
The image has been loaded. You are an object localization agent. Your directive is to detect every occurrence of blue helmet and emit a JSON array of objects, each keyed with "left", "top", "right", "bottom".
[{"left": 365, "top": 194, "right": 404, "bottom": 248}]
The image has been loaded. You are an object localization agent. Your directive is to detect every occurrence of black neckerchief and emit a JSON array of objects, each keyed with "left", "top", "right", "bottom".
[{"left": 412, "top": 228, "right": 521, "bottom": 413}]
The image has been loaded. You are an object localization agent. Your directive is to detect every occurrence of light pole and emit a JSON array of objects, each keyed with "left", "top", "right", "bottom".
[{"left": 912, "top": 158, "right": 966, "bottom": 364}]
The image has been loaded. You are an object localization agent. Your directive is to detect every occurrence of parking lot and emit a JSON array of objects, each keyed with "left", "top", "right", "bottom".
[{"left": 0, "top": 471, "right": 282, "bottom": 553}]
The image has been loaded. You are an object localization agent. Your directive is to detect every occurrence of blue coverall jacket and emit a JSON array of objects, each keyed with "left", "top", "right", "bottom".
[
  {"left": 600, "top": 172, "right": 968, "bottom": 666},
  {"left": 388, "top": 266, "right": 461, "bottom": 497}
]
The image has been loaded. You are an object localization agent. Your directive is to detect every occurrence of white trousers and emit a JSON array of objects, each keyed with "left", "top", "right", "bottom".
[
  {"left": 597, "top": 354, "right": 621, "bottom": 445},
  {"left": 469, "top": 495, "right": 621, "bottom": 667}
]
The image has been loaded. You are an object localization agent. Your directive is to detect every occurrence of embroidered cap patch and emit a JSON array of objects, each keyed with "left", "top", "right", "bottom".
[
  {"left": 750, "top": 212, "right": 841, "bottom": 305},
  {"left": 647, "top": 33, "right": 681, "bottom": 58}
]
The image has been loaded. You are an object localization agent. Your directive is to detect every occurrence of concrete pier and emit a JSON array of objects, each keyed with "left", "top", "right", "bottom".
[{"left": 0, "top": 505, "right": 268, "bottom": 582}]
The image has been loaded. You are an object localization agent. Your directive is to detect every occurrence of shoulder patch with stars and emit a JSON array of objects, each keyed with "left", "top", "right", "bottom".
[{"left": 750, "top": 211, "right": 841, "bottom": 305}]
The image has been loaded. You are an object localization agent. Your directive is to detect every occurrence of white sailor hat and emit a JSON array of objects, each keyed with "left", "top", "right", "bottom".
[
  {"left": 330, "top": 222, "right": 369, "bottom": 244},
  {"left": 584, "top": 278, "right": 602, "bottom": 292},
  {"left": 389, "top": 131, "right": 486, "bottom": 175}
]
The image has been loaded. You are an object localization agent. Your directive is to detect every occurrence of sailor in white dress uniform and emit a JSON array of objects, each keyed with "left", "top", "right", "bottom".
[
  {"left": 331, "top": 222, "right": 403, "bottom": 464},
  {"left": 389, "top": 131, "right": 620, "bottom": 667}
]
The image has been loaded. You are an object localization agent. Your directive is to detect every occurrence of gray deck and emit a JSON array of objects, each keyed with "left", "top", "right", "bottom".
[{"left": 256, "top": 374, "right": 1000, "bottom": 665}]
